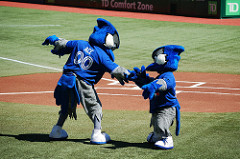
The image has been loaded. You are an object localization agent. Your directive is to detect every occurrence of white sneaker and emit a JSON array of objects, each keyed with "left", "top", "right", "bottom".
[
  {"left": 49, "top": 125, "right": 68, "bottom": 140},
  {"left": 90, "top": 129, "right": 111, "bottom": 144},
  {"left": 147, "top": 132, "right": 161, "bottom": 143},
  {"left": 154, "top": 136, "right": 174, "bottom": 150}
]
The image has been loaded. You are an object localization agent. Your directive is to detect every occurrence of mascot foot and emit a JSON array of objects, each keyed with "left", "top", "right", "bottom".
[
  {"left": 90, "top": 129, "right": 111, "bottom": 144},
  {"left": 154, "top": 136, "right": 174, "bottom": 150},
  {"left": 49, "top": 125, "right": 68, "bottom": 141},
  {"left": 147, "top": 132, "right": 161, "bottom": 143}
]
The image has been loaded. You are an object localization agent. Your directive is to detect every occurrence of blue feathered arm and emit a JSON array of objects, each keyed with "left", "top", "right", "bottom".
[
  {"left": 42, "top": 35, "right": 68, "bottom": 57},
  {"left": 141, "top": 80, "right": 162, "bottom": 100},
  {"left": 127, "top": 65, "right": 153, "bottom": 88},
  {"left": 42, "top": 35, "right": 59, "bottom": 46}
]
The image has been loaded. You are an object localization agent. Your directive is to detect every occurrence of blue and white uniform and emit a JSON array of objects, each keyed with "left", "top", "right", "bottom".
[{"left": 63, "top": 40, "right": 118, "bottom": 85}]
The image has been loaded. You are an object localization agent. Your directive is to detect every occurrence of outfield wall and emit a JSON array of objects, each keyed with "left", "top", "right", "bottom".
[
  {"left": 3, "top": 0, "right": 240, "bottom": 18},
  {"left": 3, "top": 0, "right": 45, "bottom": 4}
]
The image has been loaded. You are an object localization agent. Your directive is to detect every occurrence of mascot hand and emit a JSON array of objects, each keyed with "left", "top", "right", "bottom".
[
  {"left": 126, "top": 69, "right": 137, "bottom": 81},
  {"left": 111, "top": 66, "right": 130, "bottom": 86},
  {"left": 134, "top": 65, "right": 147, "bottom": 79},
  {"left": 42, "top": 35, "right": 59, "bottom": 46},
  {"left": 142, "top": 80, "right": 162, "bottom": 100},
  {"left": 51, "top": 49, "right": 66, "bottom": 57},
  {"left": 46, "top": 38, "right": 69, "bottom": 57},
  {"left": 138, "top": 65, "right": 147, "bottom": 78},
  {"left": 127, "top": 65, "right": 152, "bottom": 88},
  {"left": 127, "top": 65, "right": 147, "bottom": 81}
]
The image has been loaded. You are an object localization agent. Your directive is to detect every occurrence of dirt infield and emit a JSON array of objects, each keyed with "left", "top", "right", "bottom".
[
  {"left": 1, "top": 1, "right": 240, "bottom": 26},
  {"left": 0, "top": 72, "right": 239, "bottom": 113}
]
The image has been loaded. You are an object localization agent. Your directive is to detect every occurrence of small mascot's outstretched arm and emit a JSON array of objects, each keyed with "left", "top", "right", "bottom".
[
  {"left": 111, "top": 66, "right": 130, "bottom": 85},
  {"left": 127, "top": 65, "right": 154, "bottom": 88},
  {"left": 142, "top": 79, "right": 167, "bottom": 100},
  {"left": 42, "top": 35, "right": 69, "bottom": 57}
]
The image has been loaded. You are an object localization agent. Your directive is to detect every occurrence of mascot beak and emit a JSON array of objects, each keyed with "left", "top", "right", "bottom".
[
  {"left": 104, "top": 32, "right": 120, "bottom": 50},
  {"left": 154, "top": 53, "right": 167, "bottom": 65},
  {"left": 152, "top": 47, "right": 167, "bottom": 65}
]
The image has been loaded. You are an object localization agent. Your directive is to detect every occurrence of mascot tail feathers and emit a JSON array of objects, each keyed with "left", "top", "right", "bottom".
[{"left": 54, "top": 73, "right": 80, "bottom": 120}]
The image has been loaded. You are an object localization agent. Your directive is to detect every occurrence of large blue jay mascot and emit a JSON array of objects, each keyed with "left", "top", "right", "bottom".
[
  {"left": 128, "top": 45, "right": 184, "bottom": 149},
  {"left": 42, "top": 18, "right": 129, "bottom": 144}
]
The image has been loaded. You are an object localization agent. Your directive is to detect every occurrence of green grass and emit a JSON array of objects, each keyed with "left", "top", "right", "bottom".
[
  {"left": 0, "top": 5, "right": 240, "bottom": 159},
  {"left": 0, "top": 6, "right": 240, "bottom": 76},
  {"left": 1, "top": 102, "right": 240, "bottom": 159}
]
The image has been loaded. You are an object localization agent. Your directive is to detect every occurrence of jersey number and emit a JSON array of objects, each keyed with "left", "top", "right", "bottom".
[{"left": 74, "top": 51, "right": 93, "bottom": 70}]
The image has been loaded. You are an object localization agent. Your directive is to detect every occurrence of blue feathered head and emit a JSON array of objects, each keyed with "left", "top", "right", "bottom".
[
  {"left": 89, "top": 18, "right": 120, "bottom": 50},
  {"left": 146, "top": 45, "right": 184, "bottom": 73}
]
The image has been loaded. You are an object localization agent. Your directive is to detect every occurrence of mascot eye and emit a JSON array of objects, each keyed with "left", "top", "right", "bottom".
[
  {"left": 104, "top": 33, "right": 120, "bottom": 50},
  {"left": 155, "top": 54, "right": 167, "bottom": 65},
  {"left": 113, "top": 33, "right": 120, "bottom": 48}
]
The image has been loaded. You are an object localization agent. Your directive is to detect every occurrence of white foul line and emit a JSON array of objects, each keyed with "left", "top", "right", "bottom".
[
  {"left": 178, "top": 86, "right": 240, "bottom": 91},
  {"left": 179, "top": 90, "right": 240, "bottom": 96},
  {"left": 0, "top": 57, "right": 62, "bottom": 71},
  {"left": 0, "top": 91, "right": 53, "bottom": 95},
  {"left": 177, "top": 81, "right": 206, "bottom": 88},
  {"left": 0, "top": 25, "right": 61, "bottom": 27}
]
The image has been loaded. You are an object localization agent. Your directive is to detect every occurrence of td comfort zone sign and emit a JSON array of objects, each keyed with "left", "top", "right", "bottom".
[{"left": 101, "top": 0, "right": 154, "bottom": 12}]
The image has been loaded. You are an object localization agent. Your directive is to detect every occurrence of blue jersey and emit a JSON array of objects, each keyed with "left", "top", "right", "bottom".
[
  {"left": 150, "top": 72, "right": 180, "bottom": 113},
  {"left": 63, "top": 40, "right": 119, "bottom": 85}
]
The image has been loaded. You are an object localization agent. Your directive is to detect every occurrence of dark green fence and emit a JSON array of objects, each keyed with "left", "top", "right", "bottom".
[{"left": 4, "top": 0, "right": 240, "bottom": 18}]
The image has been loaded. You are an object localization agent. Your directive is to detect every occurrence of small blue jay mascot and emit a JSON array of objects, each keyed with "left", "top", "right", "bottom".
[
  {"left": 42, "top": 18, "right": 130, "bottom": 144},
  {"left": 128, "top": 45, "right": 184, "bottom": 149}
]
